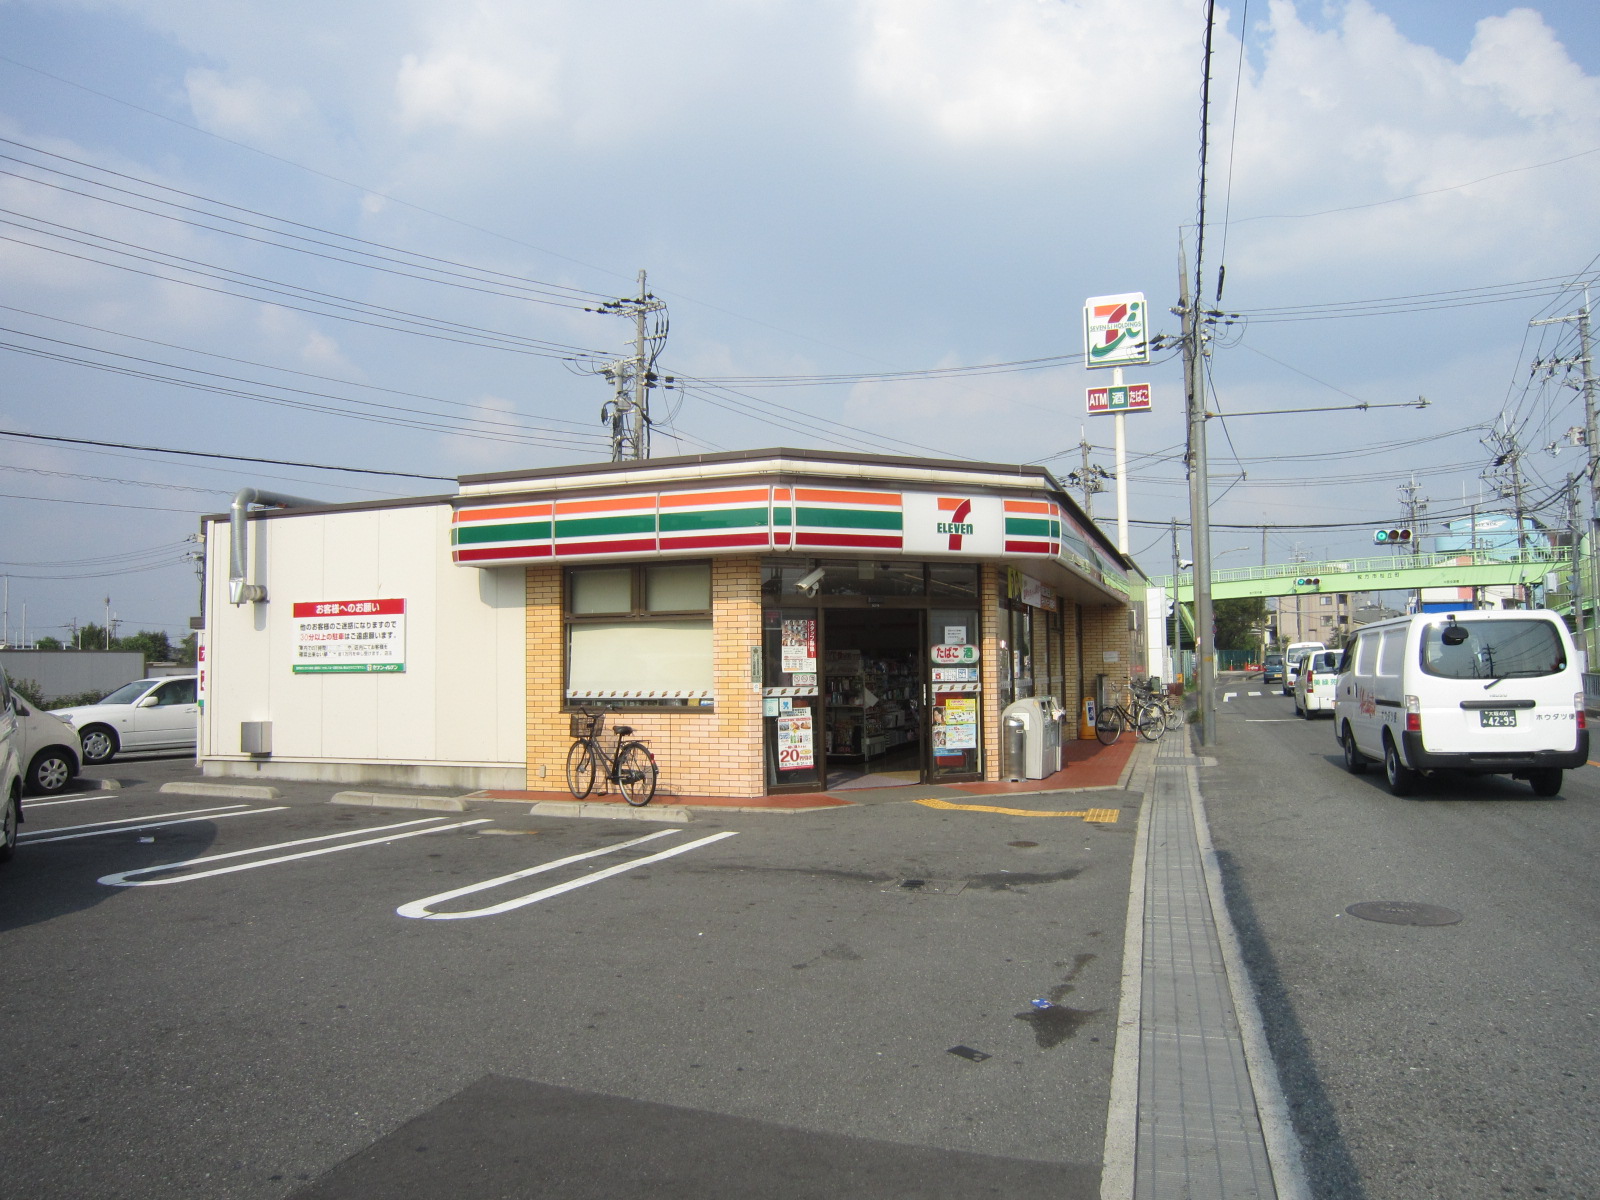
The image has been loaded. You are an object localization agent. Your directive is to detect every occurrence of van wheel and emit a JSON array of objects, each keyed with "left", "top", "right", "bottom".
[
  {"left": 1341, "top": 726, "right": 1367, "bottom": 774},
  {"left": 1383, "top": 737, "right": 1418, "bottom": 797},
  {"left": 1528, "top": 769, "right": 1562, "bottom": 797}
]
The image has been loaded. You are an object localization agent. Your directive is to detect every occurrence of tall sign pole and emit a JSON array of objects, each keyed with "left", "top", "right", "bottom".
[{"left": 1083, "top": 292, "right": 1151, "bottom": 556}]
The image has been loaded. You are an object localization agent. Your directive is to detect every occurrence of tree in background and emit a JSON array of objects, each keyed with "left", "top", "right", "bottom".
[
  {"left": 1214, "top": 596, "right": 1269, "bottom": 652},
  {"left": 116, "top": 629, "right": 175, "bottom": 662}
]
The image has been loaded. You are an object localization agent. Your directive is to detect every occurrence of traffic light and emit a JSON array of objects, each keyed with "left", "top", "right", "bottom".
[
  {"left": 1374, "top": 528, "right": 1413, "bottom": 545},
  {"left": 1294, "top": 577, "right": 1321, "bottom": 588}
]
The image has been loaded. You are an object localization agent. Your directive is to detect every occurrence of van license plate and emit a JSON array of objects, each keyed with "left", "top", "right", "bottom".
[{"left": 1480, "top": 710, "right": 1517, "bottom": 727}]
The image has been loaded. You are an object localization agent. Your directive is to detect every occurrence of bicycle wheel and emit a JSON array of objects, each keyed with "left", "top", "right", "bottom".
[
  {"left": 1136, "top": 702, "right": 1166, "bottom": 742},
  {"left": 565, "top": 740, "right": 596, "bottom": 799},
  {"left": 1163, "top": 701, "right": 1185, "bottom": 731},
  {"left": 615, "top": 741, "right": 659, "bottom": 806},
  {"left": 1094, "top": 707, "right": 1123, "bottom": 745}
]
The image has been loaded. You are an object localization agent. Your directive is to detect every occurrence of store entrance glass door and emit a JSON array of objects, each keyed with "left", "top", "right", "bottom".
[
  {"left": 761, "top": 607, "right": 823, "bottom": 791},
  {"left": 820, "top": 608, "right": 923, "bottom": 788},
  {"left": 927, "top": 606, "right": 982, "bottom": 781}
]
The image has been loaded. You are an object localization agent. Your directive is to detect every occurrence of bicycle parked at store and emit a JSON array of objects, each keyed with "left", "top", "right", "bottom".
[
  {"left": 1094, "top": 687, "right": 1166, "bottom": 745},
  {"left": 565, "top": 709, "right": 659, "bottom": 806},
  {"left": 1132, "top": 676, "right": 1185, "bottom": 732}
]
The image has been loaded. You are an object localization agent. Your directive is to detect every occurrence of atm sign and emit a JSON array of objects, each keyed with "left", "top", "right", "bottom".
[{"left": 1087, "top": 383, "right": 1152, "bottom": 414}]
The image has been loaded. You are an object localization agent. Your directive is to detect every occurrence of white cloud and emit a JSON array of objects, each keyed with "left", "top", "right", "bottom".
[
  {"left": 395, "top": 47, "right": 562, "bottom": 135},
  {"left": 852, "top": 0, "right": 1200, "bottom": 148},
  {"left": 1214, "top": 0, "right": 1600, "bottom": 281},
  {"left": 184, "top": 68, "right": 315, "bottom": 143}
]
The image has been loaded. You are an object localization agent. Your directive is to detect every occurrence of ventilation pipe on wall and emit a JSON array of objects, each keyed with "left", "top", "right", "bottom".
[{"left": 228, "top": 488, "right": 322, "bottom": 605}]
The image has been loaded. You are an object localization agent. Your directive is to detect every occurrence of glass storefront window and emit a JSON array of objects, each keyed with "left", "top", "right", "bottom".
[
  {"left": 647, "top": 563, "right": 712, "bottom": 611},
  {"left": 566, "top": 563, "right": 714, "bottom": 709},
  {"left": 761, "top": 559, "right": 926, "bottom": 599},
  {"left": 570, "top": 568, "right": 632, "bottom": 614},
  {"left": 929, "top": 563, "right": 980, "bottom": 601}
]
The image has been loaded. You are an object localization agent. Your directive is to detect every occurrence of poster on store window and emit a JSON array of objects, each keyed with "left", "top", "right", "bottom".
[
  {"left": 781, "top": 618, "right": 817, "bottom": 675},
  {"left": 942, "top": 697, "right": 978, "bottom": 750},
  {"left": 776, "top": 712, "right": 815, "bottom": 770}
]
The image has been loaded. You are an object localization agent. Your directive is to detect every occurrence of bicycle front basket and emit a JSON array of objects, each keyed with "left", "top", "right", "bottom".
[{"left": 569, "top": 710, "right": 604, "bottom": 738}]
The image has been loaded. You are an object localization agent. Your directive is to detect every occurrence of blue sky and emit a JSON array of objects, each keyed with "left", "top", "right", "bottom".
[{"left": 0, "top": 0, "right": 1597, "bottom": 644}]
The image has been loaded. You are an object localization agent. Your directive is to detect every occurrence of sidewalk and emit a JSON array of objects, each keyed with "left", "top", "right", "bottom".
[
  {"left": 1102, "top": 728, "right": 1309, "bottom": 1200},
  {"left": 473, "top": 734, "right": 1138, "bottom": 811}
]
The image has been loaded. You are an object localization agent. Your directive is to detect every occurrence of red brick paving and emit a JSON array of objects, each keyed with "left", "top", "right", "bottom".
[{"left": 477, "top": 733, "right": 1141, "bottom": 810}]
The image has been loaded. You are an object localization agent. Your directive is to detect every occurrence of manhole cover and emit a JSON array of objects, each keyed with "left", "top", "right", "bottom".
[{"left": 1346, "top": 901, "right": 1462, "bottom": 926}]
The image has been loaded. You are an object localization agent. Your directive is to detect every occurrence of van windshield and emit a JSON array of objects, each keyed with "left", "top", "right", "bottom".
[{"left": 1420, "top": 620, "right": 1566, "bottom": 680}]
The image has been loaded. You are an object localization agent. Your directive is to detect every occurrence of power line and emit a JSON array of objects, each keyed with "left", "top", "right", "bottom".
[
  {"left": 0, "top": 428, "right": 455, "bottom": 480},
  {"left": 1, "top": 325, "right": 607, "bottom": 450},
  {"left": 2, "top": 304, "right": 602, "bottom": 435}
]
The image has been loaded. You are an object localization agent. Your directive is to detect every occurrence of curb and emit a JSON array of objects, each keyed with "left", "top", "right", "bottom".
[
  {"left": 160, "top": 781, "right": 281, "bottom": 801},
  {"left": 330, "top": 791, "right": 468, "bottom": 813},
  {"left": 527, "top": 800, "right": 691, "bottom": 824}
]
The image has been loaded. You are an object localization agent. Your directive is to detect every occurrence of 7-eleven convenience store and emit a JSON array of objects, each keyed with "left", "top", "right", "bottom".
[{"left": 199, "top": 449, "right": 1141, "bottom": 795}]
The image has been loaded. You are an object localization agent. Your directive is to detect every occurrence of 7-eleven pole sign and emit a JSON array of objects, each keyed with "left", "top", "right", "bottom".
[
  {"left": 1083, "top": 293, "right": 1149, "bottom": 368},
  {"left": 1082, "top": 292, "right": 1150, "bottom": 555}
]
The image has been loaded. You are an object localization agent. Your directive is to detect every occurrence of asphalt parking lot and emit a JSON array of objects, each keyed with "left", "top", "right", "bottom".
[{"left": 3, "top": 752, "right": 1140, "bottom": 1199}]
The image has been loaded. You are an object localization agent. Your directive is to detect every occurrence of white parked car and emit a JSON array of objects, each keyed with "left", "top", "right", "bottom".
[
  {"left": 1292, "top": 649, "right": 1342, "bottom": 718},
  {"left": 14, "top": 696, "right": 82, "bottom": 793},
  {"left": 0, "top": 666, "right": 24, "bottom": 861},
  {"left": 52, "top": 675, "right": 199, "bottom": 765}
]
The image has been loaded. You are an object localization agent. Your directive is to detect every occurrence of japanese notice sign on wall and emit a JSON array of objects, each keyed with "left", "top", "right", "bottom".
[
  {"left": 776, "top": 712, "right": 815, "bottom": 770},
  {"left": 292, "top": 599, "right": 406, "bottom": 674}
]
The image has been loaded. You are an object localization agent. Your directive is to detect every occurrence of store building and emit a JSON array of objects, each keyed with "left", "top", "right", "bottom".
[{"left": 199, "top": 449, "right": 1143, "bottom": 796}]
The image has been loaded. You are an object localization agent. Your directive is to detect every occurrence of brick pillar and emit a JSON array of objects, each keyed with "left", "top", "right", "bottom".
[{"left": 981, "top": 563, "right": 1004, "bottom": 780}]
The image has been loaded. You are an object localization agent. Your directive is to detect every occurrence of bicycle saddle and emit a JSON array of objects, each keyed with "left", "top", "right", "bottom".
[{"left": 615, "top": 725, "right": 634, "bottom": 736}]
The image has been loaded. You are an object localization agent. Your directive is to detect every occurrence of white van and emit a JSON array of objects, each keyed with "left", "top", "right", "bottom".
[
  {"left": 1334, "top": 610, "right": 1587, "bottom": 797},
  {"left": 1281, "top": 641, "right": 1326, "bottom": 696}
]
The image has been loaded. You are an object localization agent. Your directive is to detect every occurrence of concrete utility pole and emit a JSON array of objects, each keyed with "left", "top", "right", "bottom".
[
  {"left": 1532, "top": 293, "right": 1598, "bottom": 663},
  {"left": 1066, "top": 430, "right": 1113, "bottom": 517},
  {"left": 595, "top": 270, "right": 669, "bottom": 462},
  {"left": 1178, "top": 244, "right": 1217, "bottom": 745}
]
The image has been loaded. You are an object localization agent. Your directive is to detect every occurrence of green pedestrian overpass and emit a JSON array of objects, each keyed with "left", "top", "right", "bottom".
[{"left": 1150, "top": 547, "right": 1572, "bottom": 603}]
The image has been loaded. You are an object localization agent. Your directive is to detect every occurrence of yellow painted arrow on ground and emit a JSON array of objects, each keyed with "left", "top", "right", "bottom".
[{"left": 914, "top": 798, "right": 1119, "bottom": 822}]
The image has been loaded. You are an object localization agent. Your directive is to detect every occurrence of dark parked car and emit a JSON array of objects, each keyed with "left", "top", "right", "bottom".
[{"left": 1262, "top": 653, "right": 1285, "bottom": 685}]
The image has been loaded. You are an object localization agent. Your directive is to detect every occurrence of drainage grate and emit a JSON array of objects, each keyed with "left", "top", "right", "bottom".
[
  {"left": 1346, "top": 901, "right": 1463, "bottom": 926},
  {"left": 895, "top": 878, "right": 967, "bottom": 895}
]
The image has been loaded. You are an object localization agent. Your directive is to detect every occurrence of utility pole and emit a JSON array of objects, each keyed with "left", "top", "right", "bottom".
[
  {"left": 1398, "top": 477, "right": 1428, "bottom": 611},
  {"left": 1065, "top": 430, "right": 1113, "bottom": 517},
  {"left": 1170, "top": 517, "right": 1182, "bottom": 684},
  {"left": 593, "top": 270, "right": 669, "bottom": 462},
  {"left": 1483, "top": 417, "right": 1532, "bottom": 605},
  {"left": 1177, "top": 240, "right": 1217, "bottom": 744},
  {"left": 1532, "top": 292, "right": 1598, "bottom": 662}
]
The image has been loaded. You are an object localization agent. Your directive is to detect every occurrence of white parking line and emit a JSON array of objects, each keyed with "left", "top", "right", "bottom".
[
  {"left": 20, "top": 805, "right": 265, "bottom": 843},
  {"left": 26, "top": 794, "right": 126, "bottom": 809},
  {"left": 397, "top": 829, "right": 739, "bottom": 920},
  {"left": 98, "top": 816, "right": 491, "bottom": 887}
]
